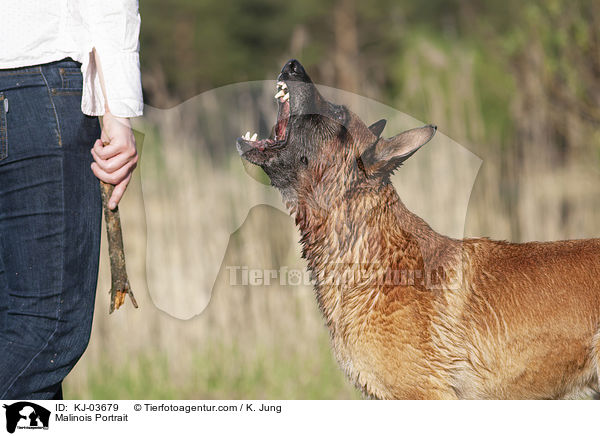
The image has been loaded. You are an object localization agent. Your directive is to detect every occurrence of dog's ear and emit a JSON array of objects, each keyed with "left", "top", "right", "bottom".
[
  {"left": 368, "top": 119, "right": 387, "bottom": 138},
  {"left": 360, "top": 125, "right": 436, "bottom": 177}
]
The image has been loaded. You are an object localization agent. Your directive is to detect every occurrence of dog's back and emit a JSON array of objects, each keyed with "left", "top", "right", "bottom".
[{"left": 437, "top": 238, "right": 600, "bottom": 399}]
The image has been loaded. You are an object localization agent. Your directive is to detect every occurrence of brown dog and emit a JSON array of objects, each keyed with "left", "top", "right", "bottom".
[{"left": 237, "top": 59, "right": 600, "bottom": 399}]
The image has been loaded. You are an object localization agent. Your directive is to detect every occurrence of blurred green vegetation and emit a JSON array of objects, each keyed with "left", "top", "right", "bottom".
[
  {"left": 140, "top": 0, "right": 599, "bottom": 144},
  {"left": 66, "top": 339, "right": 359, "bottom": 400}
]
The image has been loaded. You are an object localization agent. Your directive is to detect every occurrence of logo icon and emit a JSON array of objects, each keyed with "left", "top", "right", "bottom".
[{"left": 3, "top": 402, "right": 50, "bottom": 433}]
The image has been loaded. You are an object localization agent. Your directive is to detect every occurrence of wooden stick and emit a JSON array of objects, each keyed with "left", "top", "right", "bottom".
[
  {"left": 100, "top": 179, "right": 138, "bottom": 313},
  {"left": 97, "top": 117, "right": 138, "bottom": 313},
  {"left": 92, "top": 48, "right": 138, "bottom": 313}
]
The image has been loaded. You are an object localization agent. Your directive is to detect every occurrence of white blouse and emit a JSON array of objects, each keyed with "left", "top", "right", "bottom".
[{"left": 0, "top": 0, "right": 143, "bottom": 118}]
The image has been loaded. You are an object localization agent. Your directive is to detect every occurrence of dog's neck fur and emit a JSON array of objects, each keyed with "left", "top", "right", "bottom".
[{"left": 290, "top": 180, "right": 459, "bottom": 330}]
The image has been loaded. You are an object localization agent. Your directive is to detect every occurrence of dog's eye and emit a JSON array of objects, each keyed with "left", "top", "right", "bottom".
[
  {"left": 333, "top": 107, "right": 347, "bottom": 124},
  {"left": 300, "top": 156, "right": 309, "bottom": 165}
]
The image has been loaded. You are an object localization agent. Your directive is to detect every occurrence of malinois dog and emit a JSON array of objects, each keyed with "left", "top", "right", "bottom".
[{"left": 237, "top": 59, "right": 600, "bottom": 399}]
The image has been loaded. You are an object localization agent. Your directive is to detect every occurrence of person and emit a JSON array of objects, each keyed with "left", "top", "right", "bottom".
[{"left": 0, "top": 1, "right": 143, "bottom": 399}]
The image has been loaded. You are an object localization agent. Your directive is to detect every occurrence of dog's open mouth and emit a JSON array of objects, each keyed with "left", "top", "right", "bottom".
[{"left": 237, "top": 81, "right": 290, "bottom": 157}]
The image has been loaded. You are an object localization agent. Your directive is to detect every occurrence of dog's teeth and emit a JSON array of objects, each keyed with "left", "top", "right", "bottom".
[
  {"left": 250, "top": 133, "right": 258, "bottom": 141},
  {"left": 277, "top": 81, "right": 287, "bottom": 90},
  {"left": 281, "top": 93, "right": 289, "bottom": 102},
  {"left": 275, "top": 89, "right": 285, "bottom": 99},
  {"left": 244, "top": 131, "right": 251, "bottom": 140}
]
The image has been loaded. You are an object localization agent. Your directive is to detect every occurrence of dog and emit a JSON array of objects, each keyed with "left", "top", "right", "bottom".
[{"left": 237, "top": 59, "right": 600, "bottom": 399}]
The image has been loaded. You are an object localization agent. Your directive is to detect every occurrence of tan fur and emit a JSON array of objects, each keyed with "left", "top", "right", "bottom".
[{"left": 289, "top": 112, "right": 600, "bottom": 400}]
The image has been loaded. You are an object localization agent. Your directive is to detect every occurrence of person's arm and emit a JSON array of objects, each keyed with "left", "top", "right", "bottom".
[
  {"left": 90, "top": 49, "right": 139, "bottom": 210},
  {"left": 84, "top": 1, "right": 142, "bottom": 209}
]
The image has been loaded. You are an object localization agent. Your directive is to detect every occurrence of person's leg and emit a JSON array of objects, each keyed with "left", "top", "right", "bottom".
[{"left": 0, "top": 60, "right": 101, "bottom": 399}]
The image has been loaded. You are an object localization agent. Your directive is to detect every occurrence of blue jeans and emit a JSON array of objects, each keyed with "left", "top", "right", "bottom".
[{"left": 0, "top": 59, "right": 101, "bottom": 399}]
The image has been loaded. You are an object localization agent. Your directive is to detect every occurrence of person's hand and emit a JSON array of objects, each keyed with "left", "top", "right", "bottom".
[{"left": 91, "top": 110, "right": 139, "bottom": 210}]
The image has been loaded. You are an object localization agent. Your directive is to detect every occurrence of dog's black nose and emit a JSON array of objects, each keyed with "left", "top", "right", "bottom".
[
  {"left": 279, "top": 59, "right": 310, "bottom": 82},
  {"left": 281, "top": 59, "right": 304, "bottom": 76}
]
